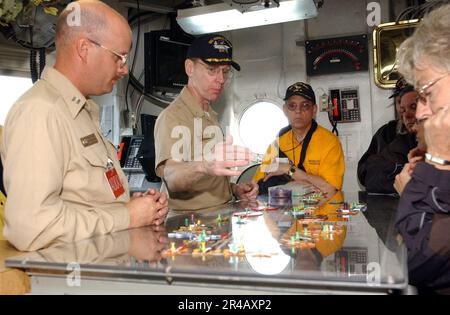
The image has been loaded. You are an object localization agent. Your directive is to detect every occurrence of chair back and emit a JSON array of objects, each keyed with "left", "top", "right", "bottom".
[{"left": 236, "top": 163, "right": 261, "bottom": 184}]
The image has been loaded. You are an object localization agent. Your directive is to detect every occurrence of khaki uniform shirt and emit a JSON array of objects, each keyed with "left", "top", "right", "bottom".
[
  {"left": 154, "top": 87, "right": 232, "bottom": 210},
  {"left": 0, "top": 67, "right": 130, "bottom": 251},
  {"left": 0, "top": 126, "right": 4, "bottom": 241},
  {"left": 0, "top": 191, "right": 4, "bottom": 241}
]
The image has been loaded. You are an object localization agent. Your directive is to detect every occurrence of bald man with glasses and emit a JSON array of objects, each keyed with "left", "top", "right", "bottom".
[{"left": 0, "top": 0, "right": 168, "bottom": 251}]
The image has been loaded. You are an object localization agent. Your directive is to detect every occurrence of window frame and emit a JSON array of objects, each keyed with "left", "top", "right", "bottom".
[{"left": 237, "top": 97, "right": 288, "bottom": 155}]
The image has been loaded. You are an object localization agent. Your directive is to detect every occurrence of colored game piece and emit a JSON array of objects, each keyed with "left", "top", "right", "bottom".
[
  {"left": 176, "top": 244, "right": 188, "bottom": 253},
  {"left": 201, "top": 241, "right": 206, "bottom": 253}
]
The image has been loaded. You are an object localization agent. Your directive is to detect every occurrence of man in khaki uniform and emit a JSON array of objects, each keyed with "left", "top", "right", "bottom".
[
  {"left": 0, "top": 0, "right": 168, "bottom": 252},
  {"left": 154, "top": 34, "right": 258, "bottom": 212}
]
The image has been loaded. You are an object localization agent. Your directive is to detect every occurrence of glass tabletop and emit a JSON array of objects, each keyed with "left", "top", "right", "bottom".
[{"left": 6, "top": 191, "right": 407, "bottom": 291}]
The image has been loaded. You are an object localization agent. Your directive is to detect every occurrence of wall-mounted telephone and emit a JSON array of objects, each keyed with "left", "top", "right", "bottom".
[
  {"left": 119, "top": 136, "right": 144, "bottom": 169},
  {"left": 329, "top": 88, "right": 361, "bottom": 123},
  {"left": 119, "top": 135, "right": 161, "bottom": 192}
]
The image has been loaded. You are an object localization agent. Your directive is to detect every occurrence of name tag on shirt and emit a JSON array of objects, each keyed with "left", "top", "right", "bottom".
[
  {"left": 308, "top": 159, "right": 320, "bottom": 165},
  {"left": 80, "top": 134, "right": 98, "bottom": 147},
  {"left": 105, "top": 160, "right": 125, "bottom": 199}
]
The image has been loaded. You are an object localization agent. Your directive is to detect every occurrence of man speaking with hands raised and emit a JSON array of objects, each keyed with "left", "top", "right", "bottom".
[{"left": 154, "top": 34, "right": 258, "bottom": 213}]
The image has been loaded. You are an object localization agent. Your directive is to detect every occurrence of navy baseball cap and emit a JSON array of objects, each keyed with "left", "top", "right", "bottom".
[
  {"left": 187, "top": 34, "right": 241, "bottom": 71},
  {"left": 284, "top": 82, "right": 316, "bottom": 104}
]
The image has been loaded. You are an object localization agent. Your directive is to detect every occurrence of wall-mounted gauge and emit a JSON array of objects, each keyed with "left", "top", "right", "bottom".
[{"left": 305, "top": 34, "right": 368, "bottom": 76}]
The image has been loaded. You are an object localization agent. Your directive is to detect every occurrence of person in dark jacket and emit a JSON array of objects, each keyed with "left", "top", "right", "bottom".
[
  {"left": 396, "top": 161, "right": 450, "bottom": 289},
  {"left": 357, "top": 77, "right": 409, "bottom": 187},
  {"left": 362, "top": 87, "right": 418, "bottom": 194}
]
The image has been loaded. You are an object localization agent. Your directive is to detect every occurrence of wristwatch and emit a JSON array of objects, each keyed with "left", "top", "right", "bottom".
[
  {"left": 425, "top": 153, "right": 450, "bottom": 166},
  {"left": 287, "top": 165, "right": 296, "bottom": 177}
]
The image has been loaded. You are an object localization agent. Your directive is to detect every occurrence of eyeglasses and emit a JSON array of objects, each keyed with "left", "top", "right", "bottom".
[
  {"left": 87, "top": 38, "right": 128, "bottom": 67},
  {"left": 285, "top": 102, "right": 313, "bottom": 112},
  {"left": 196, "top": 60, "right": 233, "bottom": 80},
  {"left": 415, "top": 73, "right": 449, "bottom": 106}
]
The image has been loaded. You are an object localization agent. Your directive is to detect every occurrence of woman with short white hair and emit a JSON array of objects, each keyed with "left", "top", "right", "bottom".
[{"left": 395, "top": 3, "right": 450, "bottom": 292}]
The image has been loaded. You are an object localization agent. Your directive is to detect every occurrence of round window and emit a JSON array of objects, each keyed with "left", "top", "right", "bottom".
[{"left": 239, "top": 100, "right": 288, "bottom": 155}]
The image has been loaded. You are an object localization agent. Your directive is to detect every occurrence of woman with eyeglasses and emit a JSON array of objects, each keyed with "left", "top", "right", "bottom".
[{"left": 394, "top": 3, "right": 450, "bottom": 292}]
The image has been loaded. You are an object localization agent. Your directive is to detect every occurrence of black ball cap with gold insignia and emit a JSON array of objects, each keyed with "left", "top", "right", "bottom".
[
  {"left": 284, "top": 82, "right": 316, "bottom": 104},
  {"left": 187, "top": 34, "right": 241, "bottom": 71}
]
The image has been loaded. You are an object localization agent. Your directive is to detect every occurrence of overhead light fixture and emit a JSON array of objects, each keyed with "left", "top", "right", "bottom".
[{"left": 176, "top": 0, "right": 318, "bottom": 35}]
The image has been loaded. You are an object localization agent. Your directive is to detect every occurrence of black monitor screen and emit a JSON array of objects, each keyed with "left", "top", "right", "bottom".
[{"left": 144, "top": 30, "right": 192, "bottom": 94}]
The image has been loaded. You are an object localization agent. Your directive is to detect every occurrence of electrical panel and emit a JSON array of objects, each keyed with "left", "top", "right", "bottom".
[{"left": 329, "top": 88, "right": 361, "bottom": 123}]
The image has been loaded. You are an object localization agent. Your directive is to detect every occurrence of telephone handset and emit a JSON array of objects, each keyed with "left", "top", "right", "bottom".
[{"left": 331, "top": 91, "right": 342, "bottom": 122}]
